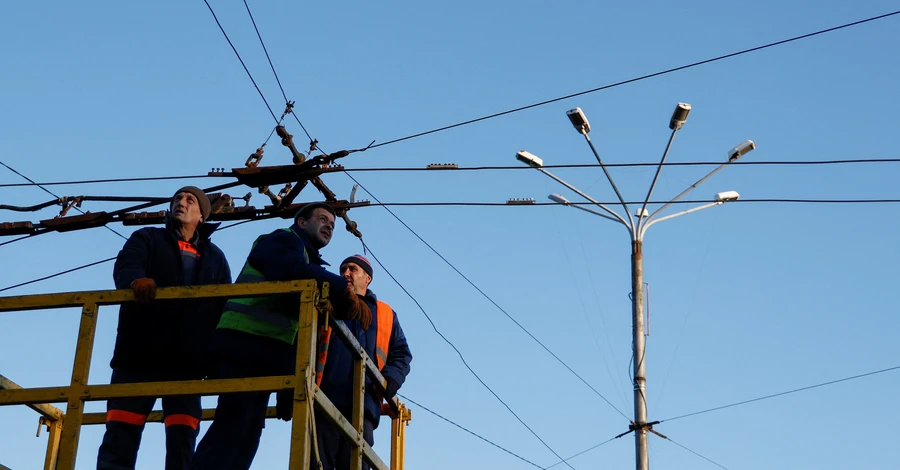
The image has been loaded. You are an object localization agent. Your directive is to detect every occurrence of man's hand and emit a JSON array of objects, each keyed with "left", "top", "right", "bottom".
[
  {"left": 384, "top": 377, "right": 400, "bottom": 400},
  {"left": 343, "top": 283, "right": 372, "bottom": 329},
  {"left": 275, "top": 390, "right": 293, "bottom": 421},
  {"left": 130, "top": 278, "right": 157, "bottom": 304}
]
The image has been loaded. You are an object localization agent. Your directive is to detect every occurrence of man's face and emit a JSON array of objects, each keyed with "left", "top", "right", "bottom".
[
  {"left": 171, "top": 191, "right": 203, "bottom": 231},
  {"left": 298, "top": 208, "right": 335, "bottom": 248},
  {"left": 340, "top": 262, "right": 371, "bottom": 294}
]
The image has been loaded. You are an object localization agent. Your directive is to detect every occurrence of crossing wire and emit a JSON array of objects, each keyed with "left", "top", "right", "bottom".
[
  {"left": 345, "top": 172, "right": 630, "bottom": 421},
  {"left": 366, "top": 10, "right": 900, "bottom": 149},
  {"left": 659, "top": 364, "right": 900, "bottom": 423},
  {"left": 202, "top": 0, "right": 279, "bottom": 123},
  {"left": 360, "top": 241, "right": 577, "bottom": 470},
  {"left": 3, "top": 158, "right": 900, "bottom": 188},
  {"left": 657, "top": 436, "right": 730, "bottom": 470},
  {"left": 241, "top": 0, "right": 314, "bottom": 143},
  {"left": 398, "top": 394, "right": 543, "bottom": 469},
  {"left": 0, "top": 160, "right": 127, "bottom": 241}
]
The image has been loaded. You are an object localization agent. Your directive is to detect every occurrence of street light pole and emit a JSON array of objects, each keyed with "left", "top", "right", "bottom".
[
  {"left": 517, "top": 103, "right": 753, "bottom": 470},
  {"left": 630, "top": 238, "right": 649, "bottom": 470}
]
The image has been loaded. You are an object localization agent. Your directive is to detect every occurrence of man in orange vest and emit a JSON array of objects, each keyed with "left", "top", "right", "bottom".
[{"left": 306, "top": 254, "right": 412, "bottom": 470}]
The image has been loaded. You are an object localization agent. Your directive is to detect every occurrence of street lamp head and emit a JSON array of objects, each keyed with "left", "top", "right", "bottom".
[
  {"left": 566, "top": 107, "right": 591, "bottom": 135},
  {"left": 548, "top": 193, "right": 570, "bottom": 205},
  {"left": 714, "top": 190, "right": 740, "bottom": 203},
  {"left": 669, "top": 102, "right": 691, "bottom": 130},
  {"left": 727, "top": 140, "right": 755, "bottom": 162},
  {"left": 635, "top": 208, "right": 649, "bottom": 218},
  {"left": 516, "top": 150, "right": 543, "bottom": 168}
]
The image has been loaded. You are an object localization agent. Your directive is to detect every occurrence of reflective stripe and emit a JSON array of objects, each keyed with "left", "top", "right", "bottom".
[
  {"left": 222, "top": 298, "right": 295, "bottom": 328},
  {"left": 315, "top": 326, "right": 332, "bottom": 386},
  {"left": 177, "top": 240, "right": 199, "bottom": 257},
  {"left": 374, "top": 301, "right": 394, "bottom": 371},
  {"left": 106, "top": 409, "right": 147, "bottom": 426},
  {"left": 164, "top": 413, "right": 199, "bottom": 430}
]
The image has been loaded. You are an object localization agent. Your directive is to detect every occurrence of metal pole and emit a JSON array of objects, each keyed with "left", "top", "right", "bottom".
[{"left": 631, "top": 240, "right": 649, "bottom": 470}]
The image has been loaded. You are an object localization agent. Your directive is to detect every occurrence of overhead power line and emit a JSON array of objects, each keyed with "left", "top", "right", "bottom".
[
  {"left": 346, "top": 173, "right": 629, "bottom": 420},
  {"left": 398, "top": 394, "right": 543, "bottom": 469},
  {"left": 657, "top": 436, "right": 730, "bottom": 470},
  {"left": 659, "top": 364, "right": 900, "bottom": 423},
  {"left": 360, "top": 242, "right": 576, "bottom": 470},
  {"left": 202, "top": 0, "right": 279, "bottom": 123},
  {"left": 0, "top": 216, "right": 251, "bottom": 293},
  {"left": 366, "top": 9, "right": 900, "bottom": 149},
  {"left": 241, "top": 0, "right": 314, "bottom": 143},
  {"left": 4, "top": 158, "right": 900, "bottom": 188},
  {"left": 1, "top": 160, "right": 128, "bottom": 241}
]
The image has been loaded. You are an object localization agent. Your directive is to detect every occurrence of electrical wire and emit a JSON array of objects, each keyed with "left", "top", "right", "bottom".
[
  {"left": 0, "top": 160, "right": 128, "bottom": 241},
  {"left": 345, "top": 172, "right": 630, "bottom": 421},
  {"left": 0, "top": 215, "right": 251, "bottom": 292},
  {"left": 657, "top": 436, "right": 730, "bottom": 470},
  {"left": 202, "top": 0, "right": 279, "bottom": 123},
  {"left": 542, "top": 435, "right": 621, "bottom": 469},
  {"left": 359, "top": 241, "right": 576, "bottom": 470},
  {"left": 241, "top": 0, "right": 315, "bottom": 144},
  {"left": 366, "top": 10, "right": 900, "bottom": 149},
  {"left": 0, "top": 257, "right": 117, "bottom": 293},
  {"left": 660, "top": 364, "right": 900, "bottom": 423},
  {"left": 397, "top": 394, "right": 543, "bottom": 469},
  {"left": 3, "top": 158, "right": 900, "bottom": 188},
  {"left": 340, "top": 199, "right": 900, "bottom": 207}
]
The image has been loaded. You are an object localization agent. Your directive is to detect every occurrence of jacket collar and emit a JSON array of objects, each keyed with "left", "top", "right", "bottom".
[
  {"left": 289, "top": 223, "right": 330, "bottom": 266},
  {"left": 164, "top": 211, "right": 220, "bottom": 245}
]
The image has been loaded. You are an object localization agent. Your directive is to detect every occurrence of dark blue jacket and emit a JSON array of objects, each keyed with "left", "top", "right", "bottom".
[
  {"left": 110, "top": 214, "right": 232, "bottom": 377},
  {"left": 245, "top": 223, "right": 350, "bottom": 299},
  {"left": 319, "top": 289, "right": 412, "bottom": 428}
]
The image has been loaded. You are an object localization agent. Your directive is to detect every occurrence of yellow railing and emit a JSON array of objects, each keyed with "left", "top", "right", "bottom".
[{"left": 0, "top": 281, "right": 411, "bottom": 470}]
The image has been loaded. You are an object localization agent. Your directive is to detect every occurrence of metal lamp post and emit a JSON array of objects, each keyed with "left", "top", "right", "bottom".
[{"left": 517, "top": 104, "right": 754, "bottom": 470}]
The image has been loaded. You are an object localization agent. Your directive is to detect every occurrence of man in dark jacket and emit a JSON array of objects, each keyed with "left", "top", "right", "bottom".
[
  {"left": 97, "top": 186, "right": 232, "bottom": 470},
  {"left": 312, "top": 254, "right": 412, "bottom": 470},
  {"left": 190, "top": 202, "right": 369, "bottom": 470}
]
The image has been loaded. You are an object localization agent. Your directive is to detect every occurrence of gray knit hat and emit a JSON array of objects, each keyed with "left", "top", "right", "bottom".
[{"left": 172, "top": 186, "right": 211, "bottom": 221}]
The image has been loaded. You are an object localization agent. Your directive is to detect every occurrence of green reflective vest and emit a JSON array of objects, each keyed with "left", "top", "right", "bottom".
[{"left": 217, "top": 228, "right": 309, "bottom": 344}]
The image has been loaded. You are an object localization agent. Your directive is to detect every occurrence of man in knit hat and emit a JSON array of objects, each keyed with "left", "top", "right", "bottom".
[
  {"left": 98, "top": 186, "right": 232, "bottom": 470},
  {"left": 308, "top": 254, "right": 412, "bottom": 470}
]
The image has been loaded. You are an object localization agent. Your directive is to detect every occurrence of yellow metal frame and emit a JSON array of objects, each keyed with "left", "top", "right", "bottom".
[{"left": 0, "top": 280, "right": 411, "bottom": 470}]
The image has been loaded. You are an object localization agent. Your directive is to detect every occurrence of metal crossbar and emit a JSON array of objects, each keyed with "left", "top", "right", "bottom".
[{"left": 0, "top": 280, "right": 410, "bottom": 470}]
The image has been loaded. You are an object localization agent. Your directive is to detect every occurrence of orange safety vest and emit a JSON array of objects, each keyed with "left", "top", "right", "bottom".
[{"left": 316, "top": 300, "right": 394, "bottom": 387}]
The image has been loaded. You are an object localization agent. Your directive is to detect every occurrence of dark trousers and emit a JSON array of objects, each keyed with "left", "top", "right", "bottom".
[
  {"left": 312, "top": 408, "right": 374, "bottom": 470},
  {"left": 97, "top": 368, "right": 202, "bottom": 470},
  {"left": 190, "top": 329, "right": 295, "bottom": 470}
]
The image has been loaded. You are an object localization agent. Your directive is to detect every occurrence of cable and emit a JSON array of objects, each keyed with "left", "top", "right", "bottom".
[
  {"left": 658, "top": 436, "right": 730, "bottom": 470},
  {"left": 0, "top": 175, "right": 215, "bottom": 188},
  {"left": 398, "top": 394, "right": 543, "bottom": 469},
  {"left": 241, "top": 0, "right": 315, "bottom": 143},
  {"left": 345, "top": 173, "right": 629, "bottom": 420},
  {"left": 367, "top": 10, "right": 900, "bottom": 149},
  {"left": 202, "top": 0, "right": 279, "bottom": 123},
  {"left": 360, "top": 241, "right": 576, "bottom": 470},
  {"left": 660, "top": 364, "right": 900, "bottom": 423},
  {"left": 338, "top": 199, "right": 900, "bottom": 207},
  {"left": 0, "top": 161, "right": 128, "bottom": 241},
  {"left": 543, "top": 435, "right": 621, "bottom": 469},
  {"left": 0, "top": 217, "right": 250, "bottom": 292},
  {"left": 0, "top": 257, "right": 116, "bottom": 293},
  {"left": 3, "top": 158, "right": 900, "bottom": 188}
]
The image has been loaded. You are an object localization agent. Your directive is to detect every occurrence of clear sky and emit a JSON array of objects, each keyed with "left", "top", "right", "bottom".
[{"left": 2, "top": 1, "right": 900, "bottom": 469}]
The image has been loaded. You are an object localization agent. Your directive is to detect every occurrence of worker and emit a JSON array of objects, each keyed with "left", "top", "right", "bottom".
[
  {"left": 97, "top": 186, "right": 233, "bottom": 470},
  {"left": 190, "top": 202, "right": 369, "bottom": 470},
  {"left": 307, "top": 254, "right": 412, "bottom": 470}
]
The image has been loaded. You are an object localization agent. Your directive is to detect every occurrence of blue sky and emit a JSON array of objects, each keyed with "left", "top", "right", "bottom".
[{"left": 2, "top": 1, "right": 900, "bottom": 469}]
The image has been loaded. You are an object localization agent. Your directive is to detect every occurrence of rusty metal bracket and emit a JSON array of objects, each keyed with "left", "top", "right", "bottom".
[
  {"left": 245, "top": 147, "right": 265, "bottom": 168},
  {"left": 617, "top": 420, "right": 663, "bottom": 440},
  {"left": 58, "top": 197, "right": 83, "bottom": 217}
]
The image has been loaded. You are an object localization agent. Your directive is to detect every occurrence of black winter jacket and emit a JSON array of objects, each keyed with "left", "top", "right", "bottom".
[{"left": 110, "top": 215, "right": 232, "bottom": 377}]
